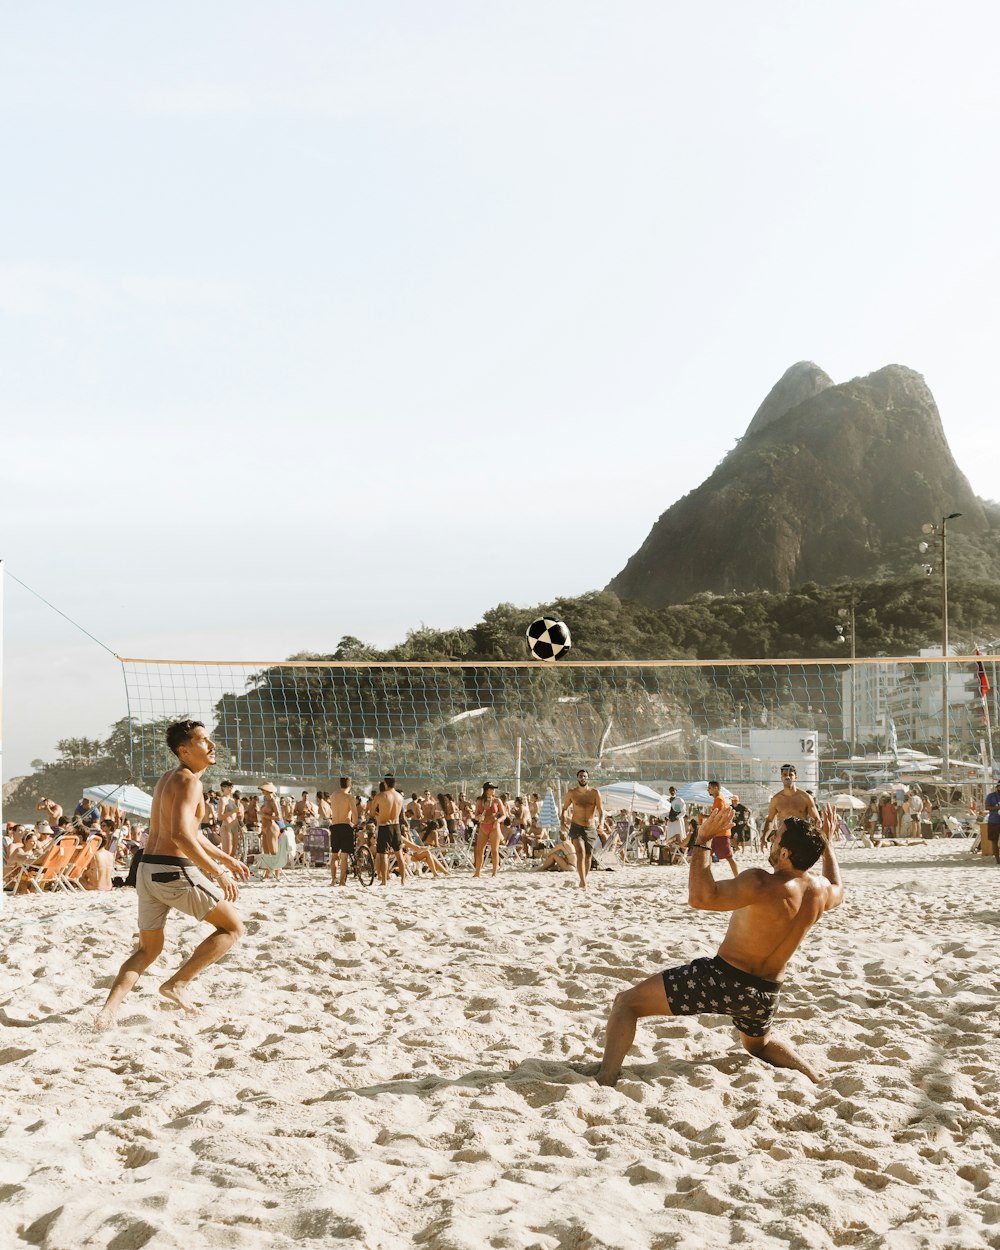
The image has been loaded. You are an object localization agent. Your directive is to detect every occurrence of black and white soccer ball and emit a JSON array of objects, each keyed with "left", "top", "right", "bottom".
[{"left": 525, "top": 617, "right": 573, "bottom": 661}]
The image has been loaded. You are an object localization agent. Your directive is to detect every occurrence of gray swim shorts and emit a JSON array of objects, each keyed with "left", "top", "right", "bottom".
[
  {"left": 662, "top": 955, "right": 782, "bottom": 1038},
  {"left": 569, "top": 822, "right": 596, "bottom": 856},
  {"left": 136, "top": 854, "right": 223, "bottom": 931}
]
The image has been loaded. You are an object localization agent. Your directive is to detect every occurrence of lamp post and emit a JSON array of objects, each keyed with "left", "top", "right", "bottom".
[
  {"left": 921, "top": 512, "right": 962, "bottom": 785},
  {"left": 835, "top": 604, "right": 857, "bottom": 753}
]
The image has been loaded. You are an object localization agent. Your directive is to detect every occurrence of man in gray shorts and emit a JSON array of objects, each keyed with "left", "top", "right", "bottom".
[
  {"left": 95, "top": 720, "right": 249, "bottom": 1030},
  {"left": 561, "top": 769, "right": 605, "bottom": 889},
  {"left": 596, "top": 804, "right": 844, "bottom": 1086}
]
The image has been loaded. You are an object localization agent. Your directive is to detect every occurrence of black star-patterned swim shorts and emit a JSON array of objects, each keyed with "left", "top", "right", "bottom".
[{"left": 661, "top": 955, "right": 782, "bottom": 1037}]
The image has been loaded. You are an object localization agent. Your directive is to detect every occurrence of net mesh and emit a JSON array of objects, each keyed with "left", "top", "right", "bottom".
[{"left": 119, "top": 654, "right": 996, "bottom": 804}]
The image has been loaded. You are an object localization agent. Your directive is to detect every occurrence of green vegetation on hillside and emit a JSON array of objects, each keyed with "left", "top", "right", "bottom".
[{"left": 7, "top": 575, "right": 998, "bottom": 821}]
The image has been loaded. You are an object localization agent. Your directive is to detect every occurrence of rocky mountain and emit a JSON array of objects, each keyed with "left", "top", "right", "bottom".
[{"left": 608, "top": 363, "right": 999, "bottom": 607}]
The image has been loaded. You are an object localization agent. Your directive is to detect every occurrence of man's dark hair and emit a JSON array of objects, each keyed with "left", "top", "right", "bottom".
[
  {"left": 57, "top": 817, "right": 69, "bottom": 828},
  {"left": 708, "top": 779, "right": 720, "bottom": 789},
  {"left": 221, "top": 780, "right": 233, "bottom": 789},
  {"left": 779, "top": 818, "right": 824, "bottom": 870},
  {"left": 166, "top": 720, "right": 205, "bottom": 757},
  {"left": 384, "top": 775, "right": 396, "bottom": 789},
  {"left": 340, "top": 777, "right": 350, "bottom": 789}
]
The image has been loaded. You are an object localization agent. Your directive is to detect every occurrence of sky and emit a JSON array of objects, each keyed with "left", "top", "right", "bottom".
[{"left": 2, "top": 1, "right": 999, "bottom": 779}]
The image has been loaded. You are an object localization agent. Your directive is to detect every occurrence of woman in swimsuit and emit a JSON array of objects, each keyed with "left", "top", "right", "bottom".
[
  {"left": 473, "top": 782, "right": 508, "bottom": 878},
  {"left": 259, "top": 784, "right": 281, "bottom": 857}
]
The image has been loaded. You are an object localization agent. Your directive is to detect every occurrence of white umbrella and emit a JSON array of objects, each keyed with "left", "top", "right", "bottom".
[
  {"left": 598, "top": 781, "right": 669, "bottom": 815},
  {"left": 83, "top": 783, "right": 153, "bottom": 819},
  {"left": 538, "top": 789, "right": 560, "bottom": 828},
  {"left": 829, "top": 793, "right": 866, "bottom": 810},
  {"left": 673, "top": 781, "right": 735, "bottom": 806}
]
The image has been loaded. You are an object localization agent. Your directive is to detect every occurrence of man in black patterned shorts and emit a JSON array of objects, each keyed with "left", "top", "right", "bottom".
[{"left": 596, "top": 803, "right": 843, "bottom": 1086}]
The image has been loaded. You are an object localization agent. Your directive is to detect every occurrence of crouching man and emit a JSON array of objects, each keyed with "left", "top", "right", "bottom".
[
  {"left": 595, "top": 803, "right": 843, "bottom": 1086},
  {"left": 95, "top": 720, "right": 248, "bottom": 1029}
]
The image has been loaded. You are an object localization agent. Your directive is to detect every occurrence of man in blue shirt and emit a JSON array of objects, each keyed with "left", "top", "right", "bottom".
[{"left": 985, "top": 783, "right": 1000, "bottom": 864}]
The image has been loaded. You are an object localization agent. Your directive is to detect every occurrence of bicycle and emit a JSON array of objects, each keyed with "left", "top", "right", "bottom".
[{"left": 348, "top": 839, "right": 376, "bottom": 885}]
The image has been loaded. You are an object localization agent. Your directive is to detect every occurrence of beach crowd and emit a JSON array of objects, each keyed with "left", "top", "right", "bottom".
[{"left": 4, "top": 772, "right": 988, "bottom": 899}]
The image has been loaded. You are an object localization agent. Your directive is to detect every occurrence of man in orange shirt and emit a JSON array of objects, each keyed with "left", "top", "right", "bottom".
[{"left": 707, "top": 780, "right": 738, "bottom": 877}]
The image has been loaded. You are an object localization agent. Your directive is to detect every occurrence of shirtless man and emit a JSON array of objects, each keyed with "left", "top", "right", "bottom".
[
  {"left": 36, "top": 796, "right": 63, "bottom": 826},
  {"left": 218, "top": 781, "right": 242, "bottom": 859},
  {"left": 405, "top": 793, "right": 423, "bottom": 836},
  {"left": 420, "top": 789, "right": 439, "bottom": 823},
  {"left": 707, "top": 780, "right": 738, "bottom": 878},
  {"left": 561, "top": 769, "right": 605, "bottom": 889},
  {"left": 596, "top": 803, "right": 843, "bottom": 1086},
  {"left": 94, "top": 721, "right": 248, "bottom": 1030},
  {"left": 761, "top": 764, "right": 820, "bottom": 847},
  {"left": 372, "top": 775, "right": 407, "bottom": 886},
  {"left": 293, "top": 790, "right": 315, "bottom": 829},
  {"left": 316, "top": 790, "right": 333, "bottom": 826},
  {"left": 329, "top": 777, "right": 359, "bottom": 886}
]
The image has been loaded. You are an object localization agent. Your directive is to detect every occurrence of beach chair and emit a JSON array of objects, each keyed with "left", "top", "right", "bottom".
[
  {"left": 303, "top": 827, "right": 331, "bottom": 868},
  {"left": 591, "top": 832, "right": 622, "bottom": 871},
  {"left": 498, "top": 828, "right": 526, "bottom": 868},
  {"left": 442, "top": 831, "right": 475, "bottom": 871},
  {"left": 59, "top": 834, "right": 103, "bottom": 892},
  {"left": 8, "top": 835, "right": 81, "bottom": 895}
]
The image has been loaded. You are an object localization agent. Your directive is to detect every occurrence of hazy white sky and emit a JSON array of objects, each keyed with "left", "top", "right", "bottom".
[{"left": 2, "top": 1, "right": 998, "bottom": 777}]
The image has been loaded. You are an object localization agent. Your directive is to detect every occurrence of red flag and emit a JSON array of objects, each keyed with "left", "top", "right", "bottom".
[{"left": 976, "top": 648, "right": 991, "bottom": 697}]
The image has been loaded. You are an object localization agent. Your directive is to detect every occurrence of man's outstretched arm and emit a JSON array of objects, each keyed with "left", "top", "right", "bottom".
[
  {"left": 687, "top": 807, "right": 768, "bottom": 911},
  {"left": 818, "top": 803, "right": 844, "bottom": 910}
]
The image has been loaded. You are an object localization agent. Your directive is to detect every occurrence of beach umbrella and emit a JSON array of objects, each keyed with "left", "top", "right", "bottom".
[
  {"left": 673, "top": 781, "right": 735, "bottom": 806},
  {"left": 82, "top": 783, "right": 153, "bottom": 819},
  {"left": 597, "top": 781, "right": 669, "bottom": 815},
  {"left": 829, "top": 793, "right": 866, "bottom": 810},
  {"left": 538, "top": 789, "right": 560, "bottom": 828}
]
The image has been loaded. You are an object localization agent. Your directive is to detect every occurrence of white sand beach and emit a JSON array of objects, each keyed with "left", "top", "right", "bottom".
[{"left": 2, "top": 842, "right": 998, "bottom": 1250}]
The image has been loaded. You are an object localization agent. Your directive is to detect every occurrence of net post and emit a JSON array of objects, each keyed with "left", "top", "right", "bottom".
[{"left": 0, "top": 559, "right": 4, "bottom": 919}]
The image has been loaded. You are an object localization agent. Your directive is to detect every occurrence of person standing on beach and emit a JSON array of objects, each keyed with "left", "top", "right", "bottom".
[
  {"left": 561, "top": 770, "right": 605, "bottom": 889},
  {"left": 94, "top": 721, "right": 248, "bottom": 1030},
  {"left": 36, "top": 796, "right": 63, "bottom": 826},
  {"left": 474, "top": 782, "right": 508, "bottom": 878},
  {"left": 595, "top": 803, "right": 843, "bottom": 1086},
  {"left": 218, "top": 781, "right": 242, "bottom": 859},
  {"left": 985, "top": 781, "right": 1000, "bottom": 863},
  {"left": 372, "top": 775, "right": 407, "bottom": 886},
  {"left": 761, "top": 765, "right": 820, "bottom": 847},
  {"left": 259, "top": 783, "right": 282, "bottom": 855},
  {"left": 329, "top": 777, "right": 359, "bottom": 886},
  {"left": 707, "top": 780, "right": 738, "bottom": 877}
]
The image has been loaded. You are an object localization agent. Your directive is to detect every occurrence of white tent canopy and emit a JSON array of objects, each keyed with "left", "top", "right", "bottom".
[{"left": 82, "top": 783, "right": 153, "bottom": 820}]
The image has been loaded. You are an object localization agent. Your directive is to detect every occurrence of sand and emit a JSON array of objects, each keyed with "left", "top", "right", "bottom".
[{"left": 1, "top": 841, "right": 999, "bottom": 1250}]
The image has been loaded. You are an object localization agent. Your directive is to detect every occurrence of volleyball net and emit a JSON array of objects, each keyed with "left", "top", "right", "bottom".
[{"left": 118, "top": 654, "right": 996, "bottom": 805}]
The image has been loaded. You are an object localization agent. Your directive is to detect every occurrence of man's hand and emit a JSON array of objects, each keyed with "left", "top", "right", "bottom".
[
  {"left": 215, "top": 870, "right": 241, "bottom": 901},
  {"left": 221, "top": 853, "right": 250, "bottom": 881},
  {"left": 695, "top": 805, "right": 734, "bottom": 842},
  {"left": 818, "top": 803, "right": 837, "bottom": 842}
]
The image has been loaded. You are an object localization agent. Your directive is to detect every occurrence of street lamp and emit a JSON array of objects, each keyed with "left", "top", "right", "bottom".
[
  {"left": 834, "top": 602, "right": 857, "bottom": 764},
  {"left": 921, "top": 512, "right": 962, "bottom": 785}
]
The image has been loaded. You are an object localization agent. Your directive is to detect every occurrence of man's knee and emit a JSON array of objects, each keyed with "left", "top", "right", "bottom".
[{"left": 138, "top": 929, "right": 166, "bottom": 959}]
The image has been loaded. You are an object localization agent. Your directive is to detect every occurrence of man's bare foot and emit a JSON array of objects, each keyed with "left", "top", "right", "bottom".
[
  {"left": 94, "top": 1007, "right": 117, "bottom": 1032},
  {"left": 159, "top": 983, "right": 201, "bottom": 1017},
  {"left": 594, "top": 1066, "right": 618, "bottom": 1087}
]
